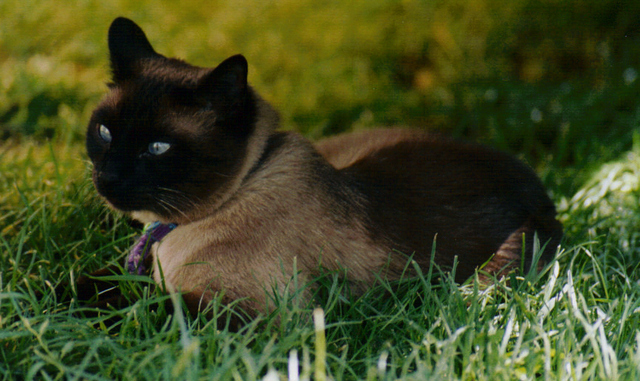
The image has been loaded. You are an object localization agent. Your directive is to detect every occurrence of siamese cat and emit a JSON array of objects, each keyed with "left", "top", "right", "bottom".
[{"left": 83, "top": 17, "right": 562, "bottom": 320}]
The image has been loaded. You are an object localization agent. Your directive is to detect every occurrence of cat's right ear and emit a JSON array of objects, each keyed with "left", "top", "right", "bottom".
[{"left": 108, "top": 17, "right": 161, "bottom": 83}]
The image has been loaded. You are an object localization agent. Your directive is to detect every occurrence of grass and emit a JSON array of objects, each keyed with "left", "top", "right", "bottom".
[
  {"left": 2, "top": 0, "right": 640, "bottom": 379},
  {"left": 2, "top": 122, "right": 640, "bottom": 380}
]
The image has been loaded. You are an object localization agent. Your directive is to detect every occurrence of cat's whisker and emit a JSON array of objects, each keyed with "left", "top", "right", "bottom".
[
  {"left": 155, "top": 197, "right": 184, "bottom": 218},
  {"left": 212, "top": 171, "right": 232, "bottom": 178},
  {"left": 157, "top": 188, "right": 198, "bottom": 209},
  {"left": 156, "top": 186, "right": 189, "bottom": 197},
  {"left": 155, "top": 195, "right": 181, "bottom": 212},
  {"left": 155, "top": 193, "right": 193, "bottom": 222},
  {"left": 159, "top": 187, "right": 202, "bottom": 208}
]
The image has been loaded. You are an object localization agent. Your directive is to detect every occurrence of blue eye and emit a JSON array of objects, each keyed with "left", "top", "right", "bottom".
[
  {"left": 99, "top": 124, "right": 112, "bottom": 143},
  {"left": 148, "top": 142, "right": 171, "bottom": 155}
]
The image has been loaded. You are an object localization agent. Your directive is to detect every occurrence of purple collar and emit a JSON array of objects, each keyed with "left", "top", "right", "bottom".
[{"left": 127, "top": 221, "right": 177, "bottom": 275}]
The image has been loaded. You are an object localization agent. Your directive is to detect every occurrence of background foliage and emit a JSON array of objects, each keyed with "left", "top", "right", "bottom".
[
  {"left": 2, "top": 0, "right": 640, "bottom": 379},
  {"left": 2, "top": 0, "right": 639, "bottom": 187}
]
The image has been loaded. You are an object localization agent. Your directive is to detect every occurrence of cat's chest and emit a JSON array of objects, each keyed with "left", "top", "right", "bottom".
[
  {"left": 150, "top": 221, "right": 218, "bottom": 284},
  {"left": 148, "top": 214, "right": 267, "bottom": 283}
]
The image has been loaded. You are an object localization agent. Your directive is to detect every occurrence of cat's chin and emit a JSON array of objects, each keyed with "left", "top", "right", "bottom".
[{"left": 130, "top": 210, "right": 166, "bottom": 225}]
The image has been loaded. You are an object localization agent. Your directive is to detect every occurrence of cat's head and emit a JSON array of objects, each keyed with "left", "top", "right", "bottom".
[{"left": 87, "top": 17, "right": 277, "bottom": 224}]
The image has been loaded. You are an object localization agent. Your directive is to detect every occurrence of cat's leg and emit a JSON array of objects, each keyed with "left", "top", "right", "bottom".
[
  {"left": 478, "top": 226, "right": 526, "bottom": 280},
  {"left": 479, "top": 217, "right": 561, "bottom": 281},
  {"left": 70, "top": 265, "right": 127, "bottom": 309},
  {"left": 46, "top": 264, "right": 135, "bottom": 327}
]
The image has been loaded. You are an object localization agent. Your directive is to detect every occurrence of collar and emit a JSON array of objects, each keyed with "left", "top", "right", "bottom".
[{"left": 127, "top": 221, "right": 177, "bottom": 275}]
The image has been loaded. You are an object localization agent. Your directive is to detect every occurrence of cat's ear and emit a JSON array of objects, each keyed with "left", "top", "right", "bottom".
[
  {"left": 195, "top": 55, "right": 249, "bottom": 120},
  {"left": 108, "top": 17, "right": 161, "bottom": 83}
]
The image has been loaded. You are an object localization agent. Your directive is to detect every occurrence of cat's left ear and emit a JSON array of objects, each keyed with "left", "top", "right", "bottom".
[
  {"left": 108, "top": 17, "right": 161, "bottom": 83},
  {"left": 195, "top": 55, "right": 248, "bottom": 120}
]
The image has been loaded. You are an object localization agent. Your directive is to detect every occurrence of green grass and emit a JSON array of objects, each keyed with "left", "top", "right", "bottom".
[
  {"left": 2, "top": 144, "right": 640, "bottom": 379},
  {"left": 2, "top": 0, "right": 640, "bottom": 379}
]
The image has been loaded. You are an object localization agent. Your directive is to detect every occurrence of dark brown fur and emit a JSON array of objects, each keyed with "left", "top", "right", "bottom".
[{"left": 80, "top": 18, "right": 562, "bottom": 321}]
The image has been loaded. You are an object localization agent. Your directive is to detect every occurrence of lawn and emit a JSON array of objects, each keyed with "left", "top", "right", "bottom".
[{"left": 2, "top": 0, "right": 640, "bottom": 379}]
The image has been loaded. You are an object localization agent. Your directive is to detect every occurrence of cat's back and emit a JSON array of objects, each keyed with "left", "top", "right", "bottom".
[
  {"left": 314, "top": 128, "right": 431, "bottom": 170},
  {"left": 314, "top": 128, "right": 561, "bottom": 280},
  {"left": 315, "top": 128, "right": 550, "bottom": 207}
]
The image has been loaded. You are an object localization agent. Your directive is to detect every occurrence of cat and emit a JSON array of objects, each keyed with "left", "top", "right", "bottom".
[{"left": 82, "top": 17, "right": 562, "bottom": 321}]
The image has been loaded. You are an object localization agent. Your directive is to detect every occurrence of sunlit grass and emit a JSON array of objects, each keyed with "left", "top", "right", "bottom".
[
  {"left": 2, "top": 137, "right": 640, "bottom": 379},
  {"left": 2, "top": 0, "right": 639, "bottom": 178}
]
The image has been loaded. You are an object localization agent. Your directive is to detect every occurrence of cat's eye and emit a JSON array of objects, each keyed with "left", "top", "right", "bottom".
[
  {"left": 98, "top": 124, "right": 112, "bottom": 143},
  {"left": 148, "top": 142, "right": 171, "bottom": 155}
]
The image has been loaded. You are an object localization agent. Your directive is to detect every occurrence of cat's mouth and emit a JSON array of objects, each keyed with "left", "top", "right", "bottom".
[
  {"left": 99, "top": 191, "right": 142, "bottom": 212},
  {"left": 93, "top": 172, "right": 146, "bottom": 212},
  {"left": 101, "top": 191, "right": 167, "bottom": 218},
  {"left": 94, "top": 176, "right": 185, "bottom": 220}
]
